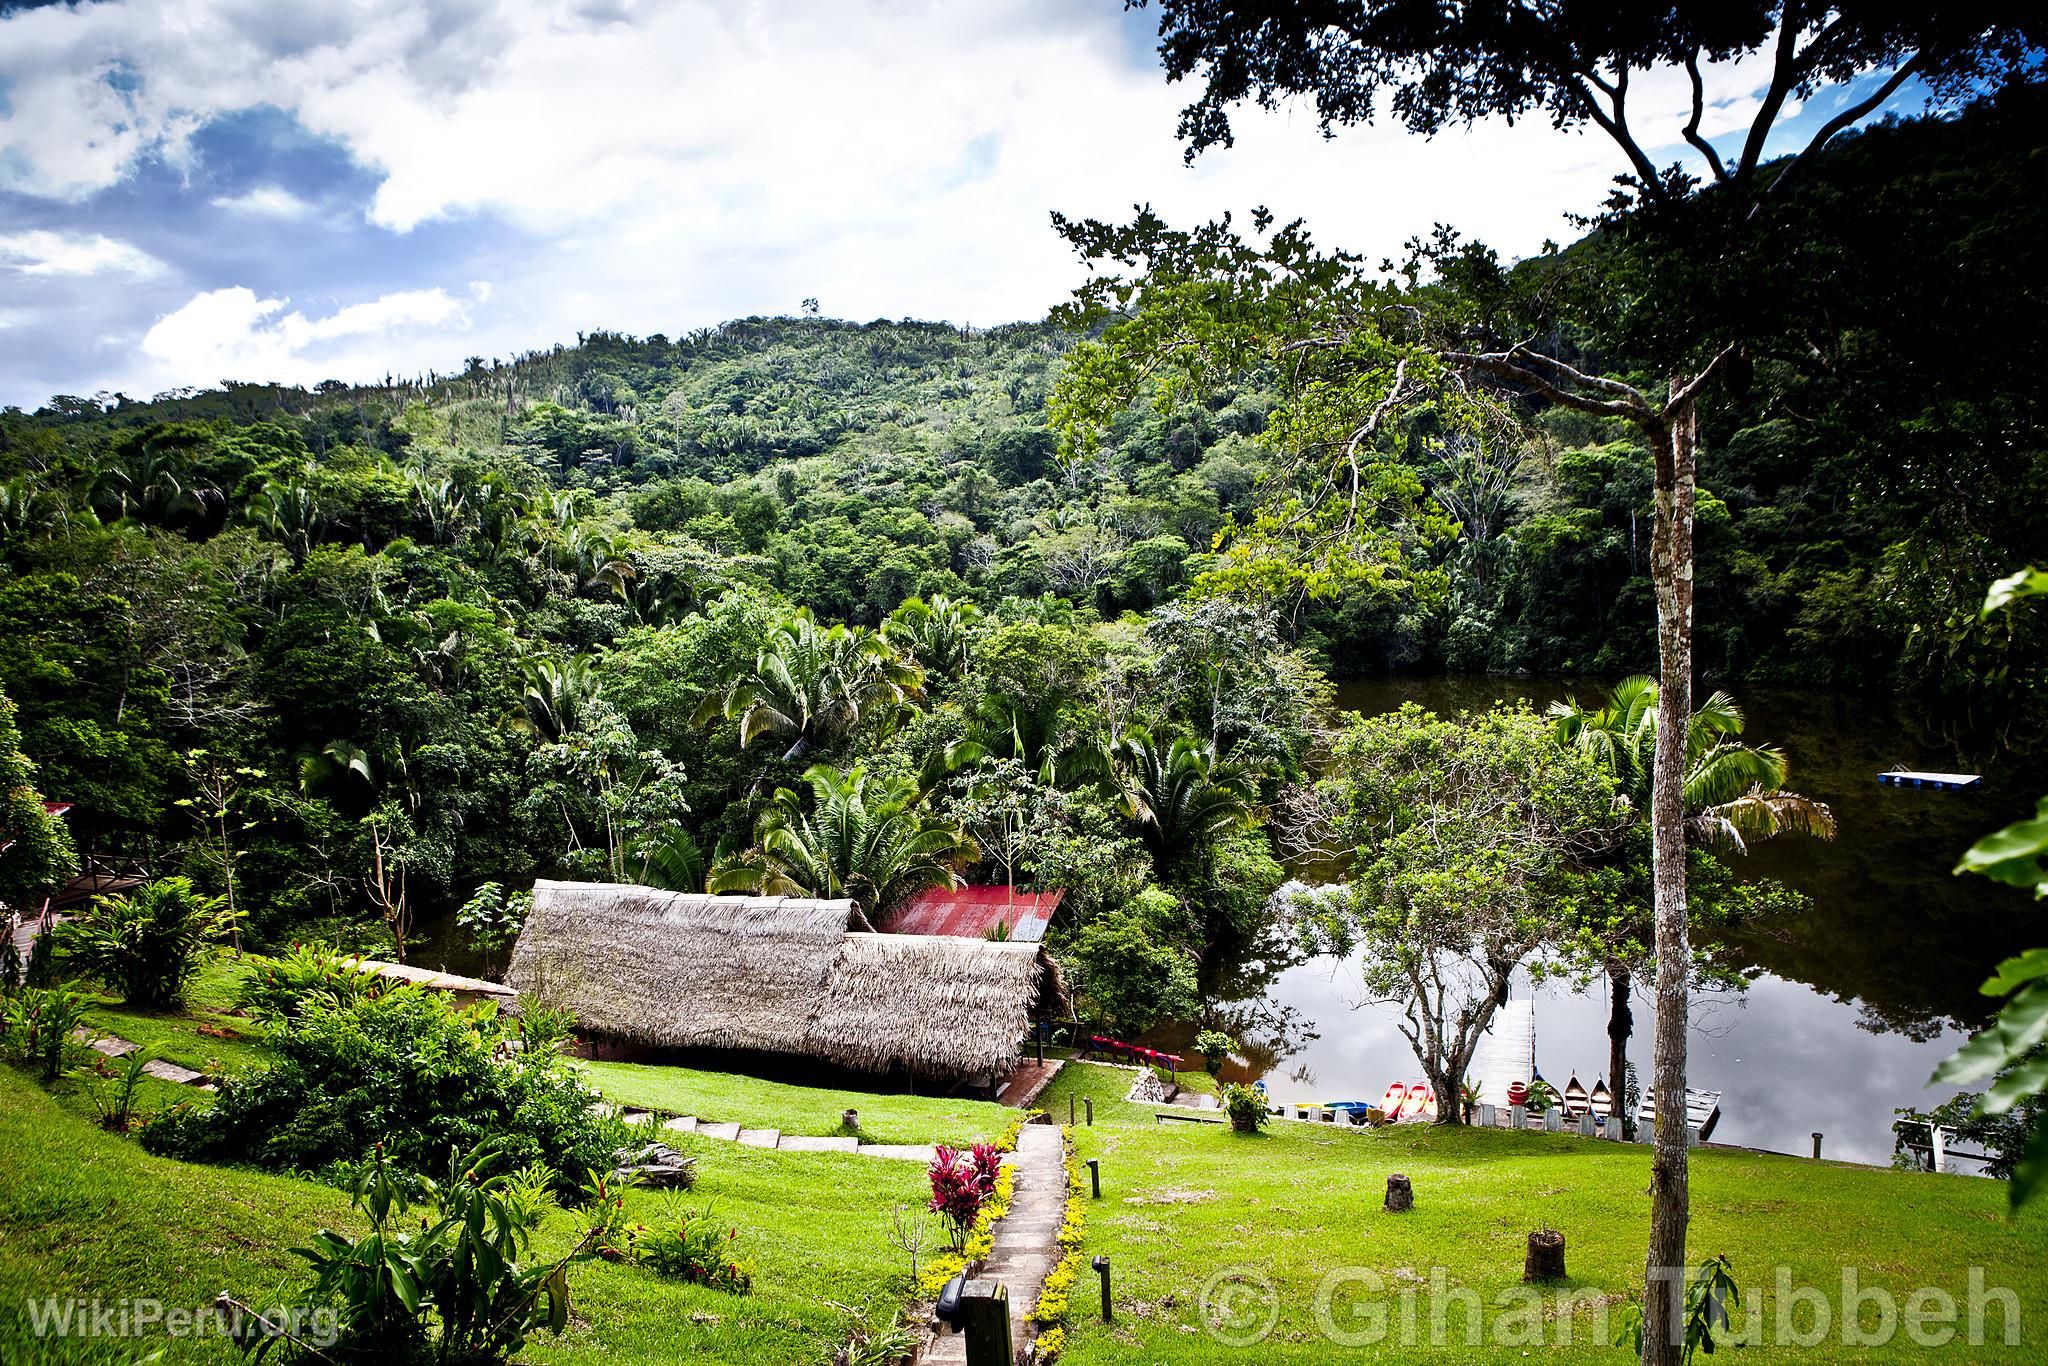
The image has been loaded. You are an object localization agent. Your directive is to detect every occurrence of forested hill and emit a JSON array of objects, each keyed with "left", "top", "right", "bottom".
[{"left": 0, "top": 87, "right": 2041, "bottom": 947}]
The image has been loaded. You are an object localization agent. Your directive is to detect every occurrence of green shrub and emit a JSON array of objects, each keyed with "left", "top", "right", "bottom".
[
  {"left": 1221, "top": 1082, "right": 1269, "bottom": 1135},
  {"left": 636, "top": 1199, "right": 754, "bottom": 1295},
  {"left": 1061, "top": 887, "right": 1199, "bottom": 1037},
  {"left": 1195, "top": 1029, "right": 1236, "bottom": 1076},
  {"left": 260, "top": 1144, "right": 592, "bottom": 1365},
  {"left": 1, "top": 985, "right": 93, "bottom": 1082},
  {"left": 236, "top": 942, "right": 380, "bottom": 1023},
  {"left": 54, "top": 877, "right": 238, "bottom": 1008},
  {"left": 142, "top": 984, "right": 613, "bottom": 1191}
]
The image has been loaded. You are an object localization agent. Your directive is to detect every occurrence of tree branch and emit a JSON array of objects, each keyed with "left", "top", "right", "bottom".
[
  {"left": 1664, "top": 342, "right": 1743, "bottom": 414},
  {"left": 1764, "top": 55, "right": 1924, "bottom": 199},
  {"left": 1681, "top": 49, "right": 1731, "bottom": 183},
  {"left": 1442, "top": 348, "right": 1658, "bottom": 427},
  {"left": 1736, "top": 3, "right": 1809, "bottom": 177},
  {"left": 1572, "top": 67, "right": 1666, "bottom": 199}
]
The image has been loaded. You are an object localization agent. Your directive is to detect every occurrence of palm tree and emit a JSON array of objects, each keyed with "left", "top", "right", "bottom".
[
  {"left": 711, "top": 764, "right": 976, "bottom": 923},
  {"left": 1551, "top": 676, "right": 1836, "bottom": 851},
  {"left": 885, "top": 594, "right": 981, "bottom": 681},
  {"left": 517, "top": 655, "right": 605, "bottom": 742},
  {"left": 695, "top": 610, "right": 923, "bottom": 761},
  {"left": 407, "top": 467, "right": 469, "bottom": 545},
  {"left": 90, "top": 447, "right": 223, "bottom": 528},
  {"left": 246, "top": 477, "right": 322, "bottom": 562},
  {"left": 1551, "top": 677, "right": 1835, "bottom": 1125},
  {"left": 1111, "top": 727, "right": 1259, "bottom": 876}
]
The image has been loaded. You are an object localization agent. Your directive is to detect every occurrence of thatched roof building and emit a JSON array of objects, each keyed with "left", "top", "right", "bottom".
[{"left": 506, "top": 880, "right": 1064, "bottom": 1080}]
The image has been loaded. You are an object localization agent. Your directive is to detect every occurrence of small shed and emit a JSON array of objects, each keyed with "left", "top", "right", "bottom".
[{"left": 879, "top": 885, "right": 1064, "bottom": 943}]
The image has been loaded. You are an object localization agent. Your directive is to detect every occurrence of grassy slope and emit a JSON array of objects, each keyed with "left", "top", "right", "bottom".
[
  {"left": 529, "top": 1138, "right": 931, "bottom": 1365},
  {"left": 74, "top": 953, "right": 273, "bottom": 1082},
  {"left": 1039, "top": 1063, "right": 2048, "bottom": 1363},
  {"left": 0, "top": 1066, "right": 353, "bottom": 1364},
  {"left": 580, "top": 1059, "right": 1012, "bottom": 1146},
  {"left": 0, "top": 1067, "right": 933, "bottom": 1365}
]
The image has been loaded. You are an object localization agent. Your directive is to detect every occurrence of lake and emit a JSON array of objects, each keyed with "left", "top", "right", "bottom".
[{"left": 1162, "top": 675, "right": 2048, "bottom": 1168}]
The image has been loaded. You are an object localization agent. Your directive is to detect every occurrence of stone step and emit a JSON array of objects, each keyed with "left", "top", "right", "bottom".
[
  {"left": 736, "top": 1127, "right": 780, "bottom": 1149},
  {"left": 140, "top": 1059, "right": 206, "bottom": 1085},
  {"left": 82, "top": 1032, "right": 139, "bottom": 1059},
  {"left": 662, "top": 1115, "right": 699, "bottom": 1134},
  {"left": 617, "top": 1109, "right": 655, "bottom": 1126},
  {"left": 696, "top": 1121, "right": 742, "bottom": 1142},
  {"left": 777, "top": 1135, "right": 859, "bottom": 1153},
  {"left": 859, "top": 1143, "right": 938, "bottom": 1163}
]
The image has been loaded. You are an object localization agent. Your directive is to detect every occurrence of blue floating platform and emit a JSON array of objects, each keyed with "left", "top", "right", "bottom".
[{"left": 1878, "top": 770, "right": 1981, "bottom": 791}]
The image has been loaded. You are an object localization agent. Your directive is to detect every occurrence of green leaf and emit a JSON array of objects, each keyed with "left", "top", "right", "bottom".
[
  {"left": 2008, "top": 1113, "right": 2048, "bottom": 1211},
  {"left": 1954, "top": 799, "right": 2048, "bottom": 898},
  {"left": 1933, "top": 982, "right": 2048, "bottom": 1085},
  {"left": 387, "top": 1260, "right": 421, "bottom": 1314},
  {"left": 1983, "top": 1050, "right": 2048, "bottom": 1116},
  {"left": 1984, "top": 946, "right": 2048, "bottom": 996},
  {"left": 1982, "top": 567, "right": 2048, "bottom": 618}
]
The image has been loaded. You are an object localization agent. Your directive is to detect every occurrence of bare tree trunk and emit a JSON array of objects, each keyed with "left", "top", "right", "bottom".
[
  {"left": 1607, "top": 959, "right": 1632, "bottom": 1130},
  {"left": 1640, "top": 384, "right": 1698, "bottom": 1366}
]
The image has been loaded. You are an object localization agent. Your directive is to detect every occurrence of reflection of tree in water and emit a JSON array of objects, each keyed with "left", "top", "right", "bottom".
[
  {"left": 1143, "top": 919, "right": 1321, "bottom": 1084},
  {"left": 1329, "top": 678, "right": 2032, "bottom": 1041},
  {"left": 1853, "top": 999, "right": 1951, "bottom": 1043}
]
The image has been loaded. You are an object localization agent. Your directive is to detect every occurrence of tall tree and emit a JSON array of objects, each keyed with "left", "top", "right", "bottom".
[
  {"left": 1125, "top": 8, "right": 2039, "bottom": 1353},
  {"left": 1552, "top": 676, "right": 1834, "bottom": 1124},
  {"left": 1296, "top": 703, "right": 1624, "bottom": 1121},
  {"left": 695, "top": 610, "right": 923, "bottom": 761},
  {"left": 0, "top": 685, "right": 77, "bottom": 917},
  {"left": 1111, "top": 727, "right": 1258, "bottom": 879},
  {"left": 711, "top": 763, "right": 975, "bottom": 923}
]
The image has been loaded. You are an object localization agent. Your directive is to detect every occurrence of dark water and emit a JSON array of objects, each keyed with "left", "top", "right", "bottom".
[{"left": 1166, "top": 676, "right": 2048, "bottom": 1168}]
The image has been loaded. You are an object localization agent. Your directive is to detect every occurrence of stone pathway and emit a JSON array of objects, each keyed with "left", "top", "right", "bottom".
[
  {"left": 74, "top": 1028, "right": 218, "bottom": 1091},
  {"left": 601, "top": 1105, "right": 941, "bottom": 1163},
  {"left": 924, "top": 1121, "right": 1067, "bottom": 1364}
]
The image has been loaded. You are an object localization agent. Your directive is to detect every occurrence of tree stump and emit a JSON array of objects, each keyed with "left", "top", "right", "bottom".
[
  {"left": 1523, "top": 1229, "right": 1567, "bottom": 1282},
  {"left": 1383, "top": 1173, "right": 1413, "bottom": 1213},
  {"left": 841, "top": 1108, "right": 860, "bottom": 1131}
]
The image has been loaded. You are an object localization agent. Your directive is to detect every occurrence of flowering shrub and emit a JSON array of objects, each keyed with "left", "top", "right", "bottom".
[
  {"left": 915, "top": 1115, "right": 1037, "bottom": 1297},
  {"left": 916, "top": 1165, "right": 1013, "bottom": 1299},
  {"left": 927, "top": 1145, "right": 986, "bottom": 1249},
  {"left": 636, "top": 1202, "right": 754, "bottom": 1294}
]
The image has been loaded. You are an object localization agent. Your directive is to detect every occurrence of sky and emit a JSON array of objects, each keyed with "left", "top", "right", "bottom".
[{"left": 0, "top": 0, "right": 1935, "bottom": 410}]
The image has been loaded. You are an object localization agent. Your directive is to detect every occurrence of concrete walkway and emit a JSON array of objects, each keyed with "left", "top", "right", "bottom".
[{"left": 924, "top": 1121, "right": 1067, "bottom": 1364}]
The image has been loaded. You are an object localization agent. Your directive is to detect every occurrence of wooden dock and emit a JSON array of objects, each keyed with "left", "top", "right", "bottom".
[{"left": 1878, "top": 769, "right": 1980, "bottom": 791}]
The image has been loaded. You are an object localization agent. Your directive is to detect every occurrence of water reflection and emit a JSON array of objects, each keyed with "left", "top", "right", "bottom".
[{"left": 1165, "top": 675, "right": 2048, "bottom": 1167}]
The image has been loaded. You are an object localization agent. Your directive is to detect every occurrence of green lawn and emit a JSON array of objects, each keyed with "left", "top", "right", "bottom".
[
  {"left": 0, "top": 1066, "right": 934, "bottom": 1365},
  {"left": 0, "top": 1065, "right": 355, "bottom": 1364},
  {"left": 579, "top": 1058, "right": 1013, "bottom": 1146},
  {"left": 526, "top": 1139, "right": 932, "bottom": 1365},
  {"left": 74, "top": 950, "right": 273, "bottom": 1081},
  {"left": 1038, "top": 1062, "right": 2048, "bottom": 1362}
]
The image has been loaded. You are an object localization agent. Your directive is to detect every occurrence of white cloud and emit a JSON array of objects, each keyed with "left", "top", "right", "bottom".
[
  {"left": 0, "top": 229, "right": 162, "bottom": 277},
  {"left": 0, "top": 1, "right": 1904, "bottom": 399},
  {"left": 210, "top": 185, "right": 316, "bottom": 219},
  {"left": 140, "top": 283, "right": 481, "bottom": 387}
]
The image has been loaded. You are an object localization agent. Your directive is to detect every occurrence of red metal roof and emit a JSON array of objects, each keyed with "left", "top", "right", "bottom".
[{"left": 881, "top": 885, "right": 1063, "bottom": 943}]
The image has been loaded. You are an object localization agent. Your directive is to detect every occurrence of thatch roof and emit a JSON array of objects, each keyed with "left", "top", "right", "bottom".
[
  {"left": 812, "top": 933, "right": 1047, "bottom": 1077},
  {"left": 506, "top": 880, "right": 1062, "bottom": 1079},
  {"left": 506, "top": 882, "right": 853, "bottom": 1055}
]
